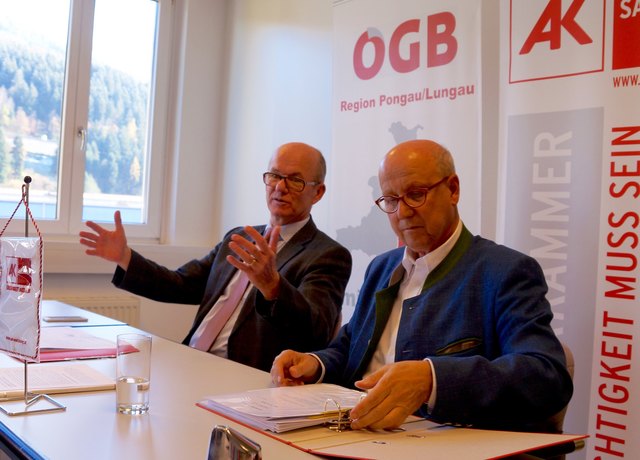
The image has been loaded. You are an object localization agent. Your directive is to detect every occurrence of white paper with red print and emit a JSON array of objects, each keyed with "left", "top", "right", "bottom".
[{"left": 0, "top": 237, "right": 42, "bottom": 362}]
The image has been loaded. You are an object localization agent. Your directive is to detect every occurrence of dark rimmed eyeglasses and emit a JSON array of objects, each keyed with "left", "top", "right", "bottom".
[
  {"left": 374, "top": 176, "right": 450, "bottom": 214},
  {"left": 262, "top": 172, "right": 320, "bottom": 192}
]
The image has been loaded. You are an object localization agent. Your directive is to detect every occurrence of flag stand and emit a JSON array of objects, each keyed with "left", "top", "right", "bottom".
[{"left": 0, "top": 177, "right": 66, "bottom": 416}]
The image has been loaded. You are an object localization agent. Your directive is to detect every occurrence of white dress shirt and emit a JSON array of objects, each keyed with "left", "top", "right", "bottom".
[{"left": 362, "top": 220, "right": 462, "bottom": 409}]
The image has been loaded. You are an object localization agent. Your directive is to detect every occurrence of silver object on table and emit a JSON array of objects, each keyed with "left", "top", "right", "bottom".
[{"left": 208, "top": 425, "right": 262, "bottom": 460}]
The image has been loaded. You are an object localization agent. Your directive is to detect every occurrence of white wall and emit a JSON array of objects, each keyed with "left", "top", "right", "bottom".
[
  {"left": 220, "top": 0, "right": 334, "bottom": 232},
  {"left": 45, "top": 0, "right": 335, "bottom": 342}
]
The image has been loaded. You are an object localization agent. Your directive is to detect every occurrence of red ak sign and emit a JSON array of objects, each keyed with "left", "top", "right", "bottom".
[{"left": 510, "top": 0, "right": 605, "bottom": 83}]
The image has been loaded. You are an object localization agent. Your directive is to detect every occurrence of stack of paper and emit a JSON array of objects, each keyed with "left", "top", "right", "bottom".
[
  {"left": 0, "top": 363, "right": 114, "bottom": 400},
  {"left": 38, "top": 327, "right": 119, "bottom": 362},
  {"left": 198, "top": 383, "right": 366, "bottom": 433}
]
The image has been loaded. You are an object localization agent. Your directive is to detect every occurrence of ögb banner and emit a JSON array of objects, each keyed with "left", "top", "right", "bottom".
[
  {"left": 501, "top": 1, "right": 639, "bottom": 458},
  {"left": 330, "top": 0, "right": 482, "bottom": 321}
]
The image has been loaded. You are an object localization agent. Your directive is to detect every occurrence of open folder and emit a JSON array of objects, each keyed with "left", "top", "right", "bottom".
[
  {"left": 198, "top": 384, "right": 365, "bottom": 433},
  {"left": 197, "top": 384, "right": 588, "bottom": 460}
]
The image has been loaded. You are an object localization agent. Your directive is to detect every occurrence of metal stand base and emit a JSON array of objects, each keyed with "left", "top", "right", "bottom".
[{"left": 0, "top": 392, "right": 66, "bottom": 416}]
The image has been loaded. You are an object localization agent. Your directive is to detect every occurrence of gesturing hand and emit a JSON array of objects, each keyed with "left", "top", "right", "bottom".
[
  {"left": 79, "top": 210, "right": 131, "bottom": 269},
  {"left": 226, "top": 225, "right": 281, "bottom": 300}
]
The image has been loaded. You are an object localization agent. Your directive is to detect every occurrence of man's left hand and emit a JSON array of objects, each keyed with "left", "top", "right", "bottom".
[
  {"left": 349, "top": 360, "right": 433, "bottom": 430},
  {"left": 226, "top": 225, "right": 281, "bottom": 300}
]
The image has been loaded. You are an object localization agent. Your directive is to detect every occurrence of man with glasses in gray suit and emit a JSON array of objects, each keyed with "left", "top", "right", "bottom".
[{"left": 80, "top": 142, "right": 352, "bottom": 372}]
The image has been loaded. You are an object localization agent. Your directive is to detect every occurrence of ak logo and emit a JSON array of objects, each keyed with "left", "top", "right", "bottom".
[
  {"left": 510, "top": 0, "right": 605, "bottom": 83},
  {"left": 6, "top": 256, "right": 32, "bottom": 293}
]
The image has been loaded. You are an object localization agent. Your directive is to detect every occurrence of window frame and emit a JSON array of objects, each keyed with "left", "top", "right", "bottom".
[{"left": 8, "top": 0, "right": 173, "bottom": 241}]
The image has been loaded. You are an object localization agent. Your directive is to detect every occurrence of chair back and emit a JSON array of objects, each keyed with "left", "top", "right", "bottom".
[
  {"left": 545, "top": 342, "right": 574, "bottom": 433},
  {"left": 332, "top": 313, "right": 343, "bottom": 339}
]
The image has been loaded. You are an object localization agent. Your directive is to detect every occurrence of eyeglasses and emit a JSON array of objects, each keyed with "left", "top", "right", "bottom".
[
  {"left": 375, "top": 176, "right": 449, "bottom": 214},
  {"left": 263, "top": 172, "right": 320, "bottom": 192}
]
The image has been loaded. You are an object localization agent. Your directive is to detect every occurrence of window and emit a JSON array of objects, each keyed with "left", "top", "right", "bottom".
[{"left": 0, "top": 0, "right": 170, "bottom": 239}]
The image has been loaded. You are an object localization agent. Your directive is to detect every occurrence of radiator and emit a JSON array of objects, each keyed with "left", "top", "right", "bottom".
[{"left": 55, "top": 296, "right": 141, "bottom": 327}]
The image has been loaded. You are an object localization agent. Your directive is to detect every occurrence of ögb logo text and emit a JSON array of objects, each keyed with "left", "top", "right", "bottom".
[
  {"left": 353, "top": 12, "right": 458, "bottom": 80},
  {"left": 5, "top": 256, "right": 32, "bottom": 293},
  {"left": 510, "top": 0, "right": 605, "bottom": 83}
]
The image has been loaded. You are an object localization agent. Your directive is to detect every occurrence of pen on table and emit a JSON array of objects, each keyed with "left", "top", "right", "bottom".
[
  {"left": 43, "top": 316, "right": 88, "bottom": 322},
  {"left": 0, "top": 390, "right": 24, "bottom": 401}
]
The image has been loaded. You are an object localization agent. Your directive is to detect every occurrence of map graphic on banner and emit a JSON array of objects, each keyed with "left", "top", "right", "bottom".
[
  {"left": 331, "top": 0, "right": 482, "bottom": 321},
  {"left": 336, "top": 120, "right": 425, "bottom": 257}
]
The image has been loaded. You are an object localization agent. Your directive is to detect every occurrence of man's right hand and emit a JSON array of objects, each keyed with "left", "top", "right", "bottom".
[
  {"left": 270, "top": 350, "right": 322, "bottom": 386},
  {"left": 79, "top": 210, "right": 132, "bottom": 270}
]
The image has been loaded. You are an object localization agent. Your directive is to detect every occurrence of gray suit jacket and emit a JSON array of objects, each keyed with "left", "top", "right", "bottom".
[{"left": 113, "top": 218, "right": 352, "bottom": 371}]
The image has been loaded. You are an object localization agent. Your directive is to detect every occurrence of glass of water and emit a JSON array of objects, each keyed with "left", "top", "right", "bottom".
[{"left": 116, "top": 333, "right": 152, "bottom": 415}]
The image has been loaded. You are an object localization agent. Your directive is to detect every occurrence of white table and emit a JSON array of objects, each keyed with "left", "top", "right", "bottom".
[
  {"left": 0, "top": 319, "right": 317, "bottom": 459},
  {"left": 1, "top": 305, "right": 584, "bottom": 460}
]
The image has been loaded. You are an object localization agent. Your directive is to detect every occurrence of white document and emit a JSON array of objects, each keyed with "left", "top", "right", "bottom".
[
  {"left": 40, "top": 326, "right": 116, "bottom": 350},
  {"left": 199, "top": 383, "right": 366, "bottom": 433},
  {"left": 0, "top": 363, "right": 114, "bottom": 400}
]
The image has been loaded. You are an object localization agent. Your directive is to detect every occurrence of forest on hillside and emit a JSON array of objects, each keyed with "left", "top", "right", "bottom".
[{"left": 0, "top": 35, "right": 149, "bottom": 195}]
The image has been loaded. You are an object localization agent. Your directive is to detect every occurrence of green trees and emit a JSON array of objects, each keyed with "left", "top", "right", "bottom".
[
  {"left": 0, "top": 38, "right": 148, "bottom": 196},
  {"left": 10, "top": 135, "right": 25, "bottom": 177},
  {"left": 0, "top": 125, "right": 10, "bottom": 183}
]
